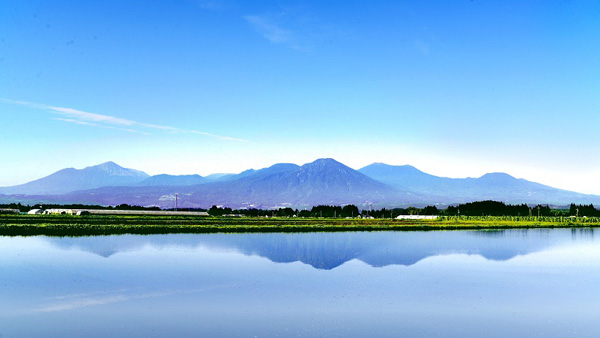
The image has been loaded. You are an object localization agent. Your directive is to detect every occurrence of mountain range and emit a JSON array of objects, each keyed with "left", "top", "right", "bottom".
[
  {"left": 0, "top": 161, "right": 149, "bottom": 195},
  {"left": 44, "top": 230, "right": 572, "bottom": 270},
  {"left": 1, "top": 159, "right": 599, "bottom": 208}
]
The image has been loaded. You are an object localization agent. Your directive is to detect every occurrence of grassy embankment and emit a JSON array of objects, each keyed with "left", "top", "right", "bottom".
[{"left": 1, "top": 214, "right": 599, "bottom": 236}]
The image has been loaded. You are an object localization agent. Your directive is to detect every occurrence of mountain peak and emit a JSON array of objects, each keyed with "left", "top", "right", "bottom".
[
  {"left": 138, "top": 174, "right": 205, "bottom": 187},
  {"left": 305, "top": 158, "right": 345, "bottom": 167},
  {"left": 87, "top": 161, "right": 148, "bottom": 178},
  {"left": 361, "top": 162, "right": 420, "bottom": 171},
  {"left": 0, "top": 161, "right": 149, "bottom": 195},
  {"left": 358, "top": 162, "right": 439, "bottom": 193},
  {"left": 258, "top": 163, "right": 300, "bottom": 176},
  {"left": 479, "top": 172, "right": 516, "bottom": 180},
  {"left": 94, "top": 161, "right": 123, "bottom": 170},
  {"left": 267, "top": 163, "right": 300, "bottom": 170},
  {"left": 3, "top": 158, "right": 600, "bottom": 206}
]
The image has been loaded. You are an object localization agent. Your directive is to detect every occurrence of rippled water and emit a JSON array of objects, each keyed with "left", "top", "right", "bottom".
[{"left": 1, "top": 229, "right": 599, "bottom": 337}]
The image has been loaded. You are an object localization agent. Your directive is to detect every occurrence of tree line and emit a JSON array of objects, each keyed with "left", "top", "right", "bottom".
[
  {"left": 445, "top": 201, "right": 599, "bottom": 217},
  {"left": 0, "top": 203, "right": 160, "bottom": 213},
  {"left": 206, "top": 205, "right": 434, "bottom": 218},
  {"left": 206, "top": 201, "right": 600, "bottom": 218},
  {"left": 3, "top": 201, "right": 600, "bottom": 218}
]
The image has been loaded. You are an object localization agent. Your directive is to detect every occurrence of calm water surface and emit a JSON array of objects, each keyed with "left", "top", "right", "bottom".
[{"left": 1, "top": 229, "right": 599, "bottom": 337}]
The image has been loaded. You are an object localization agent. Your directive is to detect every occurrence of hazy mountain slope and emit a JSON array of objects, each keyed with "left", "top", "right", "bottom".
[
  {"left": 63, "top": 159, "right": 419, "bottom": 209},
  {"left": 138, "top": 174, "right": 206, "bottom": 186},
  {"left": 457, "top": 173, "right": 600, "bottom": 204},
  {"left": 203, "top": 173, "right": 235, "bottom": 182},
  {"left": 359, "top": 163, "right": 600, "bottom": 205},
  {"left": 0, "top": 162, "right": 149, "bottom": 195},
  {"left": 5, "top": 159, "right": 600, "bottom": 207},
  {"left": 202, "top": 163, "right": 301, "bottom": 183},
  {"left": 358, "top": 163, "right": 453, "bottom": 193}
]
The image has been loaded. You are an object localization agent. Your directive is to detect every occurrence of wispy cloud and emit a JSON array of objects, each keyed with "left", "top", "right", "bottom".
[
  {"left": 245, "top": 15, "right": 293, "bottom": 44},
  {"left": 48, "top": 106, "right": 138, "bottom": 126},
  {"left": 53, "top": 117, "right": 99, "bottom": 127},
  {"left": 244, "top": 10, "right": 346, "bottom": 52},
  {"left": 1, "top": 98, "right": 247, "bottom": 142},
  {"left": 44, "top": 289, "right": 131, "bottom": 301},
  {"left": 52, "top": 117, "right": 143, "bottom": 134},
  {"left": 35, "top": 284, "right": 239, "bottom": 313},
  {"left": 38, "top": 295, "right": 129, "bottom": 312}
]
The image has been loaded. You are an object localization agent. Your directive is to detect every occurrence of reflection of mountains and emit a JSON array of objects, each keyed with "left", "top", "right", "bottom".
[{"left": 45, "top": 229, "right": 595, "bottom": 270}]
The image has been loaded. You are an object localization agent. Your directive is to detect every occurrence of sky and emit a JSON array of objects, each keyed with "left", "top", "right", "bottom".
[{"left": 1, "top": 0, "right": 599, "bottom": 193}]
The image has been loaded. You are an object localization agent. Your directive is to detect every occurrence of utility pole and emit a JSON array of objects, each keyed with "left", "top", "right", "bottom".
[{"left": 175, "top": 193, "right": 178, "bottom": 211}]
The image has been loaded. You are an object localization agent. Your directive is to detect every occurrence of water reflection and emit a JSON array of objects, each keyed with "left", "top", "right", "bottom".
[
  {"left": 42, "top": 229, "right": 592, "bottom": 269},
  {"left": 572, "top": 227, "right": 595, "bottom": 240},
  {"left": 1, "top": 229, "right": 599, "bottom": 338}
]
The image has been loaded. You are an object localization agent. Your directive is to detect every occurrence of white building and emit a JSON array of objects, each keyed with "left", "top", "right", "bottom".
[
  {"left": 395, "top": 215, "right": 438, "bottom": 220},
  {"left": 43, "top": 209, "right": 76, "bottom": 215},
  {"left": 72, "top": 209, "right": 209, "bottom": 216}
]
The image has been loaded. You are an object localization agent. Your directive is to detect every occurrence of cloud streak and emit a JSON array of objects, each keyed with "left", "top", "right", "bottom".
[
  {"left": 1, "top": 98, "right": 247, "bottom": 142},
  {"left": 245, "top": 15, "right": 293, "bottom": 44},
  {"left": 243, "top": 11, "right": 340, "bottom": 52},
  {"left": 38, "top": 295, "right": 129, "bottom": 312},
  {"left": 35, "top": 284, "right": 239, "bottom": 313},
  {"left": 52, "top": 117, "right": 143, "bottom": 134}
]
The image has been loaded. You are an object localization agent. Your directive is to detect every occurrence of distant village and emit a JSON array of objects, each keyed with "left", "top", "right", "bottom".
[{"left": 0, "top": 206, "right": 437, "bottom": 219}]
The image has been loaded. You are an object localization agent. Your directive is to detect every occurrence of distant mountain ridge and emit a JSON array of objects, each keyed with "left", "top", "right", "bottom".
[
  {"left": 1, "top": 159, "right": 600, "bottom": 208},
  {"left": 62, "top": 159, "right": 417, "bottom": 209},
  {"left": 44, "top": 231, "right": 566, "bottom": 270},
  {"left": 0, "top": 161, "right": 149, "bottom": 195},
  {"left": 358, "top": 163, "right": 595, "bottom": 206},
  {"left": 137, "top": 174, "right": 206, "bottom": 187}
]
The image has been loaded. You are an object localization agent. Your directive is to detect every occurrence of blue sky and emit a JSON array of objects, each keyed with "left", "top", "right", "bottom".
[{"left": 1, "top": 0, "right": 599, "bottom": 193}]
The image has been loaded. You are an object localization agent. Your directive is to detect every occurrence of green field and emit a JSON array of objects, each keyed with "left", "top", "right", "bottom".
[{"left": 1, "top": 214, "right": 599, "bottom": 236}]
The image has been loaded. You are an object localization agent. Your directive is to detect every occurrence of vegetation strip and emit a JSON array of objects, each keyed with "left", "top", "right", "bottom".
[{"left": 1, "top": 214, "right": 599, "bottom": 236}]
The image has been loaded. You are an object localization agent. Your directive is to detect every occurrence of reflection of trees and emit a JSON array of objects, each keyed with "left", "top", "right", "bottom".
[
  {"left": 45, "top": 229, "right": 578, "bottom": 270},
  {"left": 571, "top": 228, "right": 595, "bottom": 240}
]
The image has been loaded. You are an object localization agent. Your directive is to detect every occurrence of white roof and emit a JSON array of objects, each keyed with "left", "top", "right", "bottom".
[{"left": 395, "top": 215, "right": 438, "bottom": 220}]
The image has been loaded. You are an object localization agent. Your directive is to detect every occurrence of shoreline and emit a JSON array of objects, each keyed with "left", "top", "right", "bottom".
[{"left": 1, "top": 214, "right": 598, "bottom": 236}]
